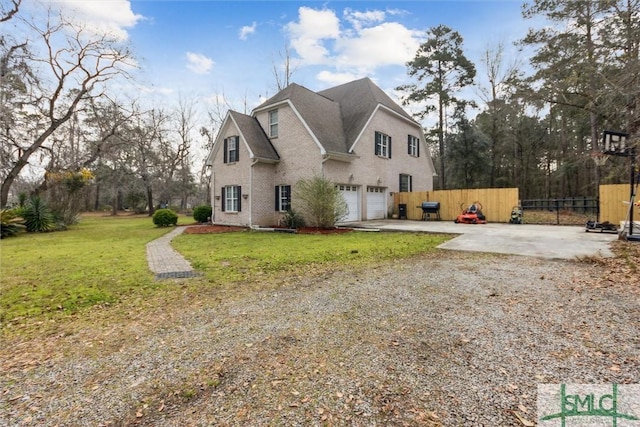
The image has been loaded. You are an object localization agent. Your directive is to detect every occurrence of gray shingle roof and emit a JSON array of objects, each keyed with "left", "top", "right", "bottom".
[
  {"left": 251, "top": 77, "right": 416, "bottom": 156},
  {"left": 229, "top": 111, "right": 279, "bottom": 161},
  {"left": 318, "top": 77, "right": 416, "bottom": 148}
]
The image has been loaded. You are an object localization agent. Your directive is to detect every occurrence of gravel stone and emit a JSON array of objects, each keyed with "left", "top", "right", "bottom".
[{"left": 1, "top": 252, "right": 638, "bottom": 426}]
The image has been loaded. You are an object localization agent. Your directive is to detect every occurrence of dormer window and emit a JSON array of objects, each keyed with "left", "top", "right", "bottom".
[{"left": 269, "top": 109, "right": 278, "bottom": 138}]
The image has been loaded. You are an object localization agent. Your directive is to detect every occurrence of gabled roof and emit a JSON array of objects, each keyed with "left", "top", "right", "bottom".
[
  {"left": 318, "top": 77, "right": 417, "bottom": 147},
  {"left": 254, "top": 78, "right": 418, "bottom": 155},
  {"left": 206, "top": 111, "right": 279, "bottom": 165},
  {"left": 228, "top": 111, "right": 279, "bottom": 161},
  {"left": 255, "top": 83, "right": 349, "bottom": 155}
]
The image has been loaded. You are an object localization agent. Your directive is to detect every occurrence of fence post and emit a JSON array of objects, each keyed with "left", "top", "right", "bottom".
[{"left": 555, "top": 199, "right": 560, "bottom": 225}]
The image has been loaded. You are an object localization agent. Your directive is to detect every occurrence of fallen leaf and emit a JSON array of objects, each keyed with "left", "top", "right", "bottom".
[
  {"left": 610, "top": 364, "right": 621, "bottom": 371},
  {"left": 518, "top": 404, "right": 528, "bottom": 413},
  {"left": 158, "top": 401, "right": 165, "bottom": 412},
  {"left": 513, "top": 411, "right": 534, "bottom": 426},
  {"left": 336, "top": 392, "right": 343, "bottom": 398},
  {"left": 136, "top": 411, "right": 143, "bottom": 418}
]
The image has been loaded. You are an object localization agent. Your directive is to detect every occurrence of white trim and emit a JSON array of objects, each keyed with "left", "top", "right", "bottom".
[
  {"left": 349, "top": 104, "right": 420, "bottom": 153},
  {"left": 322, "top": 151, "right": 357, "bottom": 163},
  {"left": 254, "top": 100, "right": 327, "bottom": 155}
]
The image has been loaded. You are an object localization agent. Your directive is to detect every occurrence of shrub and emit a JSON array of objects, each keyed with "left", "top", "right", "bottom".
[
  {"left": 294, "top": 175, "right": 348, "bottom": 228},
  {"left": 193, "top": 205, "right": 212, "bottom": 223},
  {"left": 283, "top": 208, "right": 305, "bottom": 229},
  {"left": 152, "top": 208, "right": 178, "bottom": 227},
  {"left": 23, "top": 195, "right": 55, "bottom": 233},
  {"left": 1, "top": 209, "right": 26, "bottom": 238}
]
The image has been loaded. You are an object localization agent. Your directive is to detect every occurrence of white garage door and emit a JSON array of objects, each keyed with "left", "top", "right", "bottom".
[
  {"left": 337, "top": 185, "right": 359, "bottom": 222},
  {"left": 366, "top": 186, "right": 386, "bottom": 220}
]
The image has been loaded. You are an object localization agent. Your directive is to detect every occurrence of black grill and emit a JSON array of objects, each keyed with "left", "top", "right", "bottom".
[{"left": 419, "top": 201, "right": 440, "bottom": 220}]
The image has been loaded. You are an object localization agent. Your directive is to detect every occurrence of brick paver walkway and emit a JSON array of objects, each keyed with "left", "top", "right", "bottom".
[{"left": 146, "top": 226, "right": 199, "bottom": 279}]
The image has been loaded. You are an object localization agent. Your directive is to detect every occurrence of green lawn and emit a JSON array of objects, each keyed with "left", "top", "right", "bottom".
[
  {"left": 173, "top": 230, "right": 450, "bottom": 285},
  {"left": 1, "top": 215, "right": 450, "bottom": 325}
]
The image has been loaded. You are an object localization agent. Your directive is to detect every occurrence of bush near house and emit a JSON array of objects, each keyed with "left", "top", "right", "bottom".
[
  {"left": 294, "top": 175, "right": 348, "bottom": 228},
  {"left": 152, "top": 209, "right": 178, "bottom": 227},
  {"left": 192, "top": 205, "right": 212, "bottom": 223}
]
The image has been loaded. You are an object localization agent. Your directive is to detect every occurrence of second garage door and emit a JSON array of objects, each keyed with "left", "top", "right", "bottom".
[{"left": 366, "top": 186, "right": 386, "bottom": 220}]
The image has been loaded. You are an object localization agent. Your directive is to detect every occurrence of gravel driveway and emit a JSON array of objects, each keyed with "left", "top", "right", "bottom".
[{"left": 1, "top": 251, "right": 638, "bottom": 426}]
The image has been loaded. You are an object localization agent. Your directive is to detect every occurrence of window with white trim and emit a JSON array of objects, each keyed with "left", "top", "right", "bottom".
[
  {"left": 408, "top": 135, "right": 419, "bottom": 157},
  {"left": 275, "top": 185, "right": 291, "bottom": 212},
  {"left": 222, "top": 185, "right": 241, "bottom": 212},
  {"left": 399, "top": 174, "right": 412, "bottom": 192},
  {"left": 224, "top": 136, "right": 239, "bottom": 163},
  {"left": 375, "top": 131, "right": 392, "bottom": 158},
  {"left": 269, "top": 109, "right": 278, "bottom": 138}
]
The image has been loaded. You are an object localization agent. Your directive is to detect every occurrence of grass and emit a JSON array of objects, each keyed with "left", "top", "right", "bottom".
[
  {"left": 0, "top": 215, "right": 450, "bottom": 327},
  {"left": 173, "top": 230, "right": 450, "bottom": 285},
  {"left": 0, "top": 214, "right": 169, "bottom": 323}
]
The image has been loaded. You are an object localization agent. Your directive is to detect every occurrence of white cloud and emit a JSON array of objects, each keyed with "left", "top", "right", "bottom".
[
  {"left": 44, "top": 0, "right": 143, "bottom": 40},
  {"left": 286, "top": 6, "right": 421, "bottom": 76},
  {"left": 239, "top": 22, "right": 257, "bottom": 40},
  {"left": 316, "top": 70, "right": 361, "bottom": 87},
  {"left": 186, "top": 52, "right": 214, "bottom": 75},
  {"left": 286, "top": 7, "right": 340, "bottom": 65},
  {"left": 335, "top": 22, "right": 420, "bottom": 72},
  {"left": 343, "top": 8, "right": 385, "bottom": 31}
]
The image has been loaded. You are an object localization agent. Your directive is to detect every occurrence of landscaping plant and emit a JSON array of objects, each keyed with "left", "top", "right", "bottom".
[
  {"left": 192, "top": 205, "right": 212, "bottom": 223},
  {"left": 22, "top": 195, "right": 55, "bottom": 233},
  {"left": 283, "top": 208, "right": 305, "bottom": 229},
  {"left": 0, "top": 208, "right": 26, "bottom": 238},
  {"left": 294, "top": 175, "right": 348, "bottom": 228},
  {"left": 153, "top": 208, "right": 178, "bottom": 227}
]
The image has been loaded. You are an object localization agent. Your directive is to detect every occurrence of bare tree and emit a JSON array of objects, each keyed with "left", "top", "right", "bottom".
[
  {"left": 0, "top": 0, "right": 20, "bottom": 23},
  {"left": 0, "top": 9, "right": 134, "bottom": 207},
  {"left": 272, "top": 43, "right": 296, "bottom": 91}
]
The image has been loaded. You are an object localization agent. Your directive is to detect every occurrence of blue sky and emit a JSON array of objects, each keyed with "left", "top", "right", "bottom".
[{"left": 37, "top": 0, "right": 536, "bottom": 114}]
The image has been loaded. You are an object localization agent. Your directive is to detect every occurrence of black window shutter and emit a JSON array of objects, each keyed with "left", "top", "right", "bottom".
[
  {"left": 399, "top": 174, "right": 402, "bottom": 192},
  {"left": 388, "top": 136, "right": 392, "bottom": 158},
  {"left": 221, "top": 187, "right": 225, "bottom": 211},
  {"left": 235, "top": 136, "right": 240, "bottom": 162},
  {"left": 237, "top": 186, "right": 242, "bottom": 212},
  {"left": 275, "top": 186, "right": 279, "bottom": 211},
  {"left": 375, "top": 132, "right": 380, "bottom": 156},
  {"left": 417, "top": 138, "right": 420, "bottom": 157},
  {"left": 223, "top": 139, "right": 228, "bottom": 164},
  {"left": 407, "top": 135, "right": 411, "bottom": 155}
]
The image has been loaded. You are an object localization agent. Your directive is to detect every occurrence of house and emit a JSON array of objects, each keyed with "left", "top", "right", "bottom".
[{"left": 205, "top": 77, "right": 436, "bottom": 227}]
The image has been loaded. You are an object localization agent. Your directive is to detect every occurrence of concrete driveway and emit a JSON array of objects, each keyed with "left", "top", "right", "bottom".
[{"left": 348, "top": 220, "right": 618, "bottom": 260}]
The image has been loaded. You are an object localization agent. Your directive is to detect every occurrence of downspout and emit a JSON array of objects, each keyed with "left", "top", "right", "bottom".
[
  {"left": 249, "top": 162, "right": 253, "bottom": 226},
  {"left": 210, "top": 172, "right": 215, "bottom": 223}
]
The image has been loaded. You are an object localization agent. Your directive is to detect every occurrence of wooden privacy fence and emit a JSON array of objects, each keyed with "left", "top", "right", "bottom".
[
  {"left": 599, "top": 184, "right": 635, "bottom": 224},
  {"left": 393, "top": 188, "right": 519, "bottom": 223},
  {"left": 393, "top": 185, "right": 634, "bottom": 224}
]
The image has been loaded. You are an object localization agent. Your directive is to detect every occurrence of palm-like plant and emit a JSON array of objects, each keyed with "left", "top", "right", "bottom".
[
  {"left": 0, "top": 209, "right": 26, "bottom": 238},
  {"left": 23, "top": 196, "right": 55, "bottom": 233}
]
